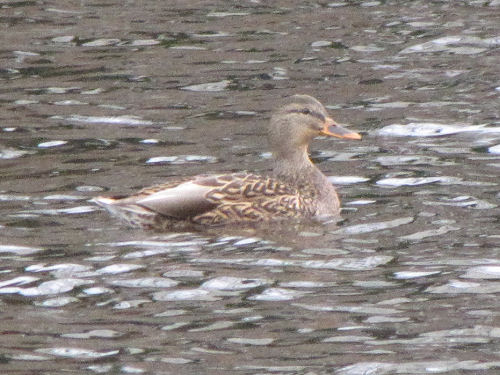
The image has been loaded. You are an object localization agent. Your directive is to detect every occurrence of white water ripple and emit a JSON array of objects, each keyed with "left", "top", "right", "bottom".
[
  {"left": 51, "top": 114, "right": 154, "bottom": 126},
  {"left": 400, "top": 35, "right": 500, "bottom": 55},
  {"left": 201, "top": 276, "right": 269, "bottom": 291},
  {"left": 337, "top": 359, "right": 500, "bottom": 375},
  {"left": 376, "top": 176, "right": 462, "bottom": 187},
  {"left": 181, "top": 80, "right": 231, "bottom": 92},
  {"left": 335, "top": 217, "right": 414, "bottom": 234},
  {"left": 0, "top": 279, "right": 92, "bottom": 296},
  {"left": 376, "top": 122, "right": 499, "bottom": 137},
  {"left": 36, "top": 347, "right": 119, "bottom": 359},
  {"left": 192, "top": 256, "right": 394, "bottom": 271},
  {"left": 249, "top": 288, "right": 308, "bottom": 301}
]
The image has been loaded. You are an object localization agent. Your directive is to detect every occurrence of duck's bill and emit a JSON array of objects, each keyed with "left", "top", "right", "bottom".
[{"left": 320, "top": 118, "right": 362, "bottom": 140}]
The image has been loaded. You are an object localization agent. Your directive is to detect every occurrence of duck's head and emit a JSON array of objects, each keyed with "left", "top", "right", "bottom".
[{"left": 269, "top": 95, "right": 361, "bottom": 157}]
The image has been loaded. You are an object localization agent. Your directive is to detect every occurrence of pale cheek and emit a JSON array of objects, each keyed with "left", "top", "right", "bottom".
[
  {"left": 312, "top": 126, "right": 323, "bottom": 135},
  {"left": 307, "top": 122, "right": 322, "bottom": 132}
]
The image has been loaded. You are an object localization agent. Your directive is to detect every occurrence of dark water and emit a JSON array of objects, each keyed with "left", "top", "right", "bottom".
[{"left": 1, "top": 1, "right": 500, "bottom": 374}]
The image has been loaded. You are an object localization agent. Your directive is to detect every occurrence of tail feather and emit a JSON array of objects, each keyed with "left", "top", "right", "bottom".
[{"left": 92, "top": 197, "right": 157, "bottom": 228}]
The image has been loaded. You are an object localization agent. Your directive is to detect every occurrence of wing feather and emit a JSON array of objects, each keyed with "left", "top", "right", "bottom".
[
  {"left": 136, "top": 180, "right": 217, "bottom": 219},
  {"left": 98, "top": 172, "right": 314, "bottom": 224}
]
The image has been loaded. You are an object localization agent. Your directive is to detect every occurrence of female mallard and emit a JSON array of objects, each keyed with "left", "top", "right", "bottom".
[{"left": 93, "top": 95, "right": 361, "bottom": 230}]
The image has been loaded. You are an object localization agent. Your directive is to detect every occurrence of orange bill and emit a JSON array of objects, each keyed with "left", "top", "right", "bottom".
[{"left": 320, "top": 117, "right": 362, "bottom": 140}]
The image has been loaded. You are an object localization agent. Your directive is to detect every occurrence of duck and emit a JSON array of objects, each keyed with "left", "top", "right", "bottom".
[{"left": 93, "top": 95, "right": 361, "bottom": 230}]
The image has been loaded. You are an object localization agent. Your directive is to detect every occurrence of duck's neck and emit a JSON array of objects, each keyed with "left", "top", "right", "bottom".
[
  {"left": 271, "top": 146, "right": 340, "bottom": 216},
  {"left": 272, "top": 147, "right": 328, "bottom": 189}
]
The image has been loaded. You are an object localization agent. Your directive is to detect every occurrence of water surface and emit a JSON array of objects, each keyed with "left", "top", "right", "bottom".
[{"left": 1, "top": 1, "right": 499, "bottom": 374}]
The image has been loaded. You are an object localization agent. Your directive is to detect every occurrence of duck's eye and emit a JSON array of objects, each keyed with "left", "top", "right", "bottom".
[{"left": 300, "top": 108, "right": 311, "bottom": 115}]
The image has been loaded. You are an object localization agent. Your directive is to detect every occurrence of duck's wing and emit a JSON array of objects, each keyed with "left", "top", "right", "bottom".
[
  {"left": 134, "top": 177, "right": 220, "bottom": 219},
  {"left": 94, "top": 175, "right": 217, "bottom": 220},
  {"left": 191, "top": 173, "right": 314, "bottom": 225},
  {"left": 94, "top": 172, "right": 304, "bottom": 223}
]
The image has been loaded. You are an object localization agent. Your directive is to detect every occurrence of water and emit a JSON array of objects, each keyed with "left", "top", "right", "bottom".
[{"left": 1, "top": 0, "right": 500, "bottom": 374}]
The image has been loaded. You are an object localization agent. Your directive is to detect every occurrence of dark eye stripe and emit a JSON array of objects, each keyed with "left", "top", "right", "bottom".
[{"left": 288, "top": 108, "right": 325, "bottom": 122}]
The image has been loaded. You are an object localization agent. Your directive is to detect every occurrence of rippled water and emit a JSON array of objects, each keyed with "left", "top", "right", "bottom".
[{"left": 1, "top": 1, "right": 500, "bottom": 374}]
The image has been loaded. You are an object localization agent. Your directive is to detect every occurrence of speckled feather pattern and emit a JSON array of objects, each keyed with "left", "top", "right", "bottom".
[
  {"left": 97, "top": 172, "right": 318, "bottom": 230},
  {"left": 192, "top": 173, "right": 316, "bottom": 225}
]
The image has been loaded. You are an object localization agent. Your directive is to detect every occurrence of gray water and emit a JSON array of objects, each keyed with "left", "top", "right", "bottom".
[{"left": 1, "top": 1, "right": 500, "bottom": 374}]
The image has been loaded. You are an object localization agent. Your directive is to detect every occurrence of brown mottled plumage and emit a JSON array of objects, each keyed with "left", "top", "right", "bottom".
[{"left": 93, "top": 95, "right": 361, "bottom": 230}]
